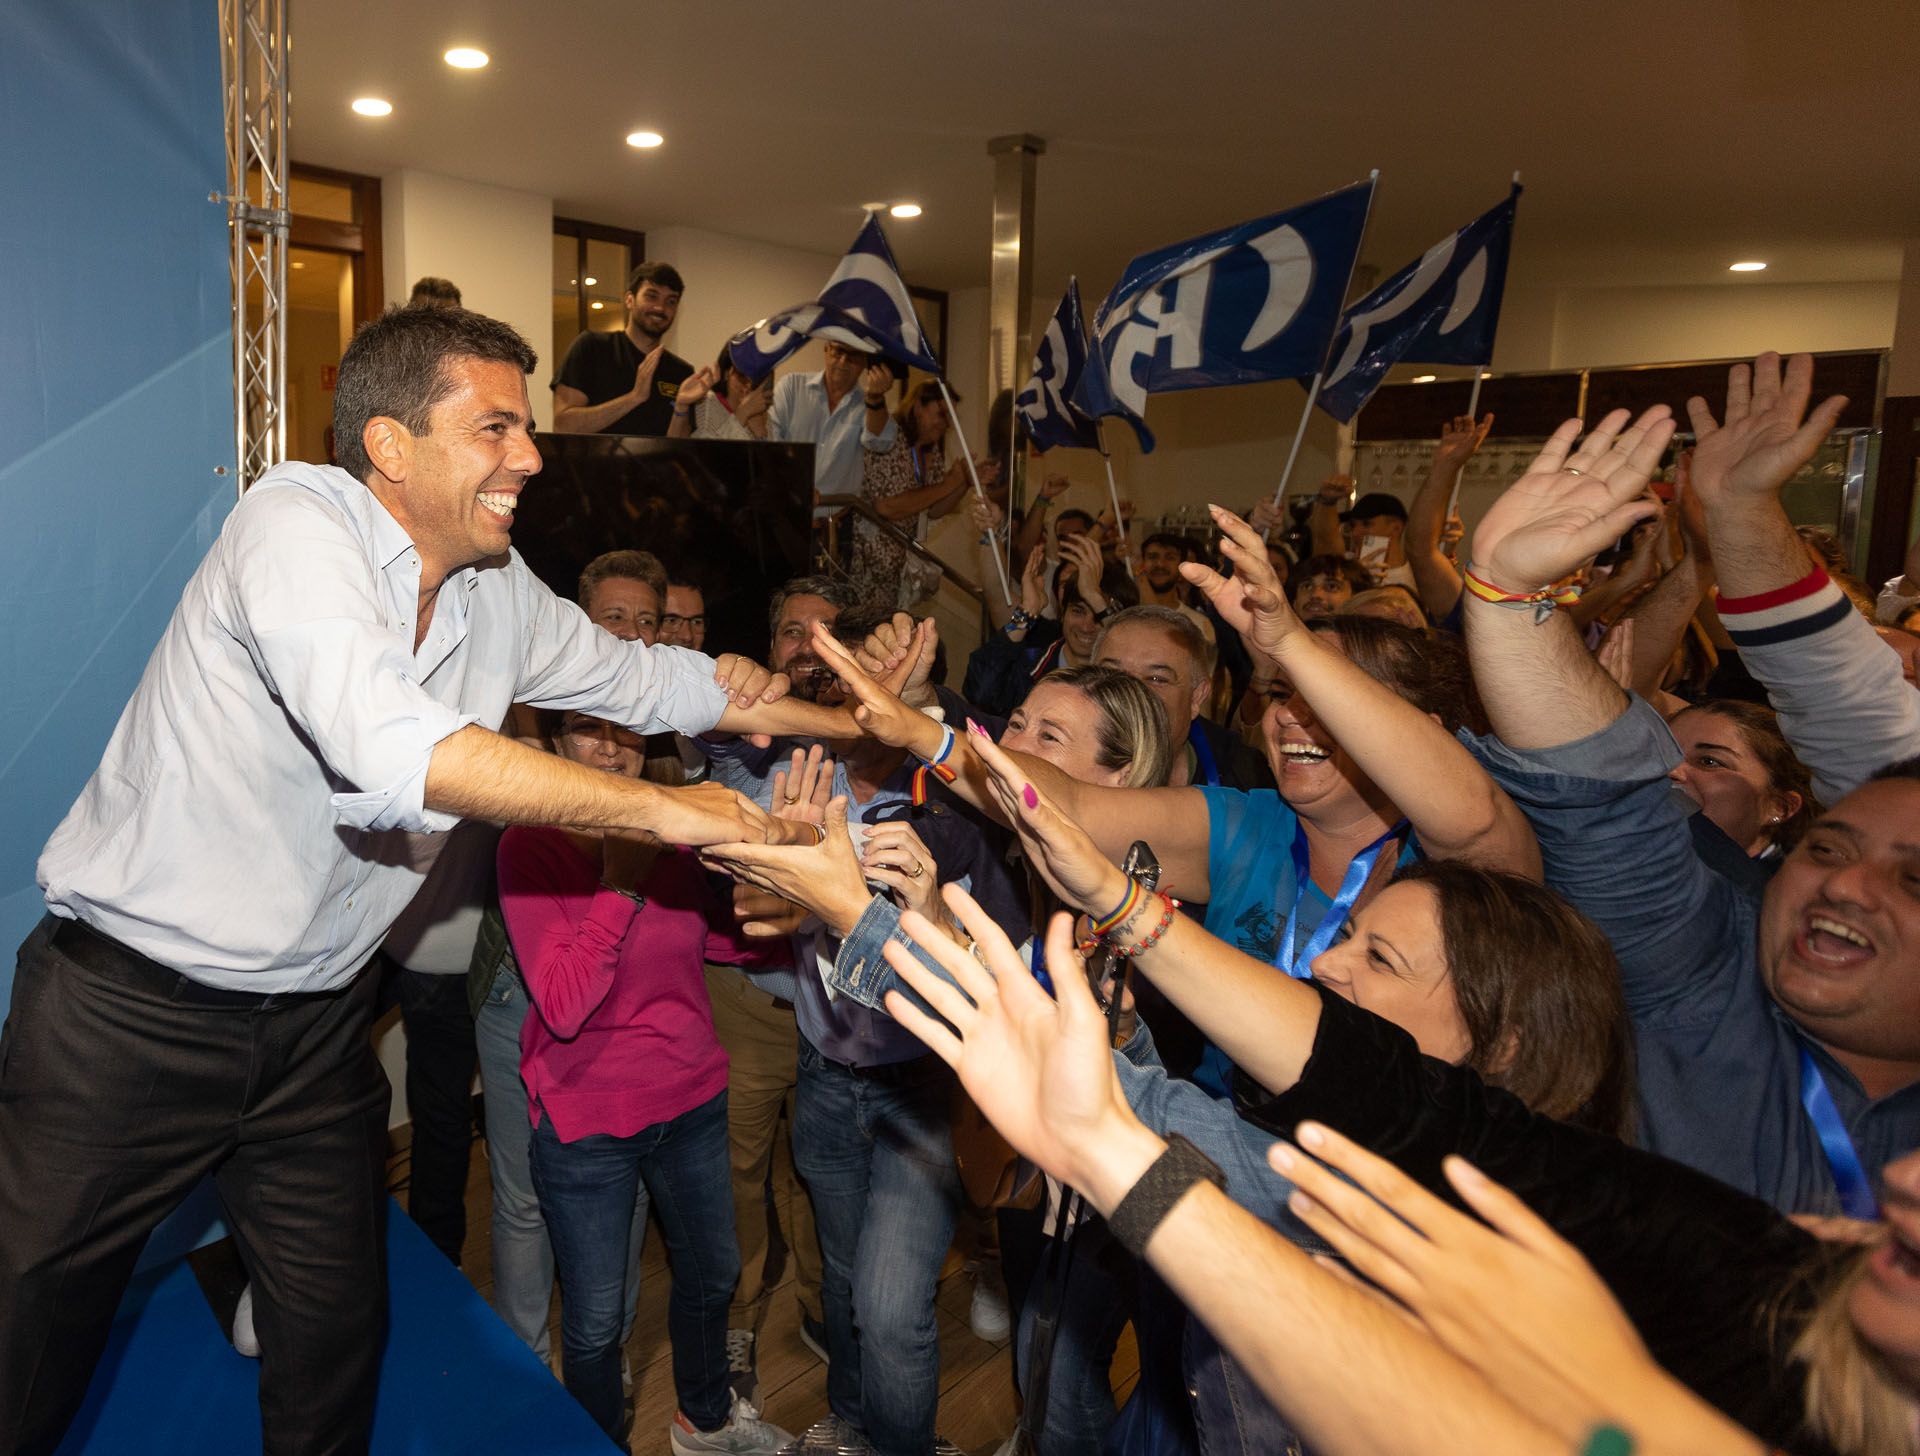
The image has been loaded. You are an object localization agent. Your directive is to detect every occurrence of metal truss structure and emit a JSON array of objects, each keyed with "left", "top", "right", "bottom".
[{"left": 219, "top": 0, "right": 289, "bottom": 494}]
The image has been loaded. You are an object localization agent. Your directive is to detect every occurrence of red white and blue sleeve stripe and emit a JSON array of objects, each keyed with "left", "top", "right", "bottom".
[{"left": 1716, "top": 566, "right": 1854, "bottom": 649}]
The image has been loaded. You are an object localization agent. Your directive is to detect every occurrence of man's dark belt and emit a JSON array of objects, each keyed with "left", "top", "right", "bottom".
[{"left": 47, "top": 915, "right": 351, "bottom": 1010}]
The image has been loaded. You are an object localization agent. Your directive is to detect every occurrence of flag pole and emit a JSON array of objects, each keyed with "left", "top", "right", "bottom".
[
  {"left": 1443, "top": 172, "right": 1519, "bottom": 527},
  {"left": 937, "top": 377, "right": 1015, "bottom": 605},
  {"left": 1265, "top": 168, "right": 1381, "bottom": 539},
  {"left": 1093, "top": 420, "right": 1132, "bottom": 567}
]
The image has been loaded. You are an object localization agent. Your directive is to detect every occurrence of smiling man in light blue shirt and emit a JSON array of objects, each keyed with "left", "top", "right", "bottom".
[
  {"left": 0, "top": 304, "right": 859, "bottom": 1456},
  {"left": 766, "top": 334, "right": 898, "bottom": 502}
]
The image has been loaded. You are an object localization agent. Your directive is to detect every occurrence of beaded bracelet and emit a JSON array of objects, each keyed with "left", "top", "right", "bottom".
[{"left": 1116, "top": 894, "right": 1179, "bottom": 959}]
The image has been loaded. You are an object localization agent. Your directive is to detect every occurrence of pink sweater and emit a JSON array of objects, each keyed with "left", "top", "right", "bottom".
[{"left": 497, "top": 827, "right": 729, "bottom": 1142}]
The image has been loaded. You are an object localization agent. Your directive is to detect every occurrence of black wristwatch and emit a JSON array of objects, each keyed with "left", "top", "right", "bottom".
[{"left": 1105, "top": 1133, "right": 1226, "bottom": 1257}]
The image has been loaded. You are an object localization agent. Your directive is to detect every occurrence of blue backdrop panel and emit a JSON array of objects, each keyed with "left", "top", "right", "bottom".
[
  {"left": 56, "top": 1205, "right": 612, "bottom": 1456},
  {"left": 0, "top": 0, "right": 235, "bottom": 1004}
]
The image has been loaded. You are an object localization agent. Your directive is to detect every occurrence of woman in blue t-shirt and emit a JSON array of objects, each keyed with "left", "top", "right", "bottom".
[{"left": 823, "top": 503, "right": 1540, "bottom": 1096}]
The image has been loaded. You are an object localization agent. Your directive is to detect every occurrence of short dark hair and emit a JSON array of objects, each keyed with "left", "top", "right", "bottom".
[
  {"left": 767, "top": 575, "right": 860, "bottom": 634},
  {"left": 332, "top": 305, "right": 538, "bottom": 482},
  {"left": 1292, "top": 554, "right": 1373, "bottom": 598},
  {"left": 577, "top": 550, "right": 667, "bottom": 610},
  {"left": 626, "top": 261, "right": 685, "bottom": 296},
  {"left": 1868, "top": 755, "right": 1920, "bottom": 785},
  {"left": 1055, "top": 508, "right": 1095, "bottom": 532},
  {"left": 407, "top": 276, "right": 462, "bottom": 308},
  {"left": 1391, "top": 859, "right": 1637, "bottom": 1139},
  {"left": 1141, "top": 532, "right": 1190, "bottom": 558},
  {"left": 1306, "top": 614, "right": 1485, "bottom": 734}
]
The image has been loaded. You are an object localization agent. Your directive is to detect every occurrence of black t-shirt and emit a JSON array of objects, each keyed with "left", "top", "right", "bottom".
[
  {"left": 1237, "top": 984, "right": 1834, "bottom": 1456},
  {"left": 551, "top": 329, "right": 695, "bottom": 436}
]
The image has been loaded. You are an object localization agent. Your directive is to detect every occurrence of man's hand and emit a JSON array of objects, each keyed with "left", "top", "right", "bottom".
[
  {"left": 677, "top": 366, "right": 715, "bottom": 411},
  {"left": 860, "top": 364, "right": 893, "bottom": 404},
  {"left": 712, "top": 653, "right": 789, "bottom": 709},
  {"left": 1685, "top": 352, "right": 1847, "bottom": 516},
  {"left": 706, "top": 797, "right": 871, "bottom": 937},
  {"left": 1038, "top": 472, "right": 1072, "bottom": 502},
  {"left": 810, "top": 622, "right": 936, "bottom": 752},
  {"left": 729, "top": 883, "right": 813, "bottom": 938},
  {"left": 1020, "top": 545, "right": 1048, "bottom": 619},
  {"left": 632, "top": 344, "right": 666, "bottom": 403},
  {"left": 858, "top": 613, "right": 938, "bottom": 708},
  {"left": 640, "top": 781, "right": 774, "bottom": 848},
  {"left": 1247, "top": 496, "right": 1284, "bottom": 537},
  {"left": 770, "top": 745, "right": 835, "bottom": 825},
  {"left": 1060, "top": 532, "right": 1109, "bottom": 612},
  {"left": 968, "top": 495, "right": 1005, "bottom": 536},
  {"left": 1435, "top": 413, "right": 1493, "bottom": 473},
  {"left": 1470, "top": 407, "right": 1674, "bottom": 595},
  {"left": 1315, "top": 474, "right": 1355, "bottom": 508}
]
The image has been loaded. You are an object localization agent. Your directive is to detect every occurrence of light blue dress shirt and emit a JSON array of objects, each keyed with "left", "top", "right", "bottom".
[
  {"left": 38, "top": 462, "right": 730, "bottom": 993},
  {"left": 766, "top": 370, "right": 896, "bottom": 499}
]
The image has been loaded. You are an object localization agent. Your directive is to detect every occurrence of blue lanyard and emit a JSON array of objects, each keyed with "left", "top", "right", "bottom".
[
  {"left": 1798, "top": 1044, "right": 1878, "bottom": 1218},
  {"left": 1189, "top": 726, "right": 1220, "bottom": 787},
  {"left": 1276, "top": 820, "right": 1406, "bottom": 979}
]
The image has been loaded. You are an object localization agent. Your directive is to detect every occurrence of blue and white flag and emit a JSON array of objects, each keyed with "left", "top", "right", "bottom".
[
  {"left": 815, "top": 215, "right": 941, "bottom": 374},
  {"left": 728, "top": 215, "right": 940, "bottom": 379},
  {"left": 1014, "top": 279, "right": 1155, "bottom": 454},
  {"left": 1315, "top": 184, "right": 1522, "bottom": 425},
  {"left": 1072, "top": 179, "right": 1375, "bottom": 437}
]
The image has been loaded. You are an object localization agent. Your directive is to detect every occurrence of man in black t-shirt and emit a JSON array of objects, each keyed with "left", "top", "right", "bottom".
[{"left": 551, "top": 260, "right": 695, "bottom": 435}]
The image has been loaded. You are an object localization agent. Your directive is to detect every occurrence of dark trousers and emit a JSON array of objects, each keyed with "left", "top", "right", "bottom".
[
  {"left": 529, "top": 1091, "right": 738, "bottom": 1441},
  {"left": 378, "top": 957, "right": 479, "bottom": 1265},
  {"left": 0, "top": 916, "right": 391, "bottom": 1456}
]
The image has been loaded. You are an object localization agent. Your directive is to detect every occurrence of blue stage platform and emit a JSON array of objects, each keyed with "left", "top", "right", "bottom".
[{"left": 55, "top": 1202, "right": 610, "bottom": 1454}]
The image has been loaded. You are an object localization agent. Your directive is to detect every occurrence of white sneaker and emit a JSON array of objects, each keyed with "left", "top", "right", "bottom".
[
  {"left": 969, "top": 1274, "right": 1011, "bottom": 1343},
  {"left": 670, "top": 1392, "right": 792, "bottom": 1455},
  {"left": 230, "top": 1281, "right": 261, "bottom": 1358}
]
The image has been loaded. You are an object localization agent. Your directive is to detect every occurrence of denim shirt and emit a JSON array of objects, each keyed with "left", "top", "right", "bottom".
[{"left": 1469, "top": 695, "right": 1920, "bottom": 1214}]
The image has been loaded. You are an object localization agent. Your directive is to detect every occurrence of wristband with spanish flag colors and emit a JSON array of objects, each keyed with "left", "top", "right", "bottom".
[{"left": 1463, "top": 562, "right": 1583, "bottom": 621}]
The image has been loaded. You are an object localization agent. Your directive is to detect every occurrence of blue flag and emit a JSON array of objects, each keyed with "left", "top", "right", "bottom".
[
  {"left": 1315, "top": 185, "right": 1522, "bottom": 424},
  {"left": 1072, "top": 179, "right": 1375, "bottom": 438},
  {"left": 1014, "top": 280, "right": 1155, "bottom": 454},
  {"left": 728, "top": 215, "right": 940, "bottom": 380}
]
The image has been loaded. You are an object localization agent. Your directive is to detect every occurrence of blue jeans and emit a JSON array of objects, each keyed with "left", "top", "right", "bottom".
[
  {"left": 1012, "top": 1217, "right": 1134, "bottom": 1456},
  {"left": 474, "top": 960, "right": 648, "bottom": 1361},
  {"left": 530, "top": 1090, "right": 738, "bottom": 1441},
  {"left": 793, "top": 1041, "right": 961, "bottom": 1456}
]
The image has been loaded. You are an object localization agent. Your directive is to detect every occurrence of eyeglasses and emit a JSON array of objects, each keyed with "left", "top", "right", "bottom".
[
  {"left": 561, "top": 719, "right": 645, "bottom": 751},
  {"left": 660, "top": 613, "right": 705, "bottom": 632}
]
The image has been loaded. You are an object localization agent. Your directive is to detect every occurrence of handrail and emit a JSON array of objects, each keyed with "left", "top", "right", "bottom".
[{"left": 814, "top": 494, "right": 988, "bottom": 611}]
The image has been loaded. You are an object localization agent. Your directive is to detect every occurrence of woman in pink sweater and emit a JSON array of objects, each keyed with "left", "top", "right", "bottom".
[{"left": 497, "top": 710, "right": 786, "bottom": 1455}]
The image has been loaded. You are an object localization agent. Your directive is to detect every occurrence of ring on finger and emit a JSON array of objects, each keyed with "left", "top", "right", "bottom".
[
  {"left": 1564, "top": 466, "right": 1585, "bottom": 476},
  {"left": 906, "top": 862, "right": 923, "bottom": 878}
]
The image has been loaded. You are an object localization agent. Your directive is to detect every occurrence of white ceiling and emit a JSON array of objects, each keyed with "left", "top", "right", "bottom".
[{"left": 289, "top": 0, "right": 1920, "bottom": 299}]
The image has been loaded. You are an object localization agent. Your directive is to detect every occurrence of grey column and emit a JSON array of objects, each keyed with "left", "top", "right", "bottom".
[{"left": 987, "top": 133, "right": 1045, "bottom": 516}]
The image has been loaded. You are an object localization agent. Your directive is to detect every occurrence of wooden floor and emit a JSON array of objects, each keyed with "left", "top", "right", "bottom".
[{"left": 387, "top": 1124, "right": 1138, "bottom": 1455}]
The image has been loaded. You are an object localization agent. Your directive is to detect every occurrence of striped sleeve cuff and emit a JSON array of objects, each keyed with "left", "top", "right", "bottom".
[{"left": 1716, "top": 567, "right": 1854, "bottom": 648}]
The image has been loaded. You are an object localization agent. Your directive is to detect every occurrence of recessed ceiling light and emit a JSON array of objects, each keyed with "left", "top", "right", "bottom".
[
  {"left": 291, "top": 260, "right": 306, "bottom": 270},
  {"left": 1729, "top": 260, "right": 1767, "bottom": 272},
  {"left": 351, "top": 97, "right": 393, "bottom": 117},
  {"left": 1411, "top": 374, "right": 1437, "bottom": 384},
  {"left": 583, "top": 276, "right": 597, "bottom": 286},
  {"left": 889, "top": 203, "right": 923, "bottom": 219},
  {"left": 626, "top": 130, "right": 664, "bottom": 149},
  {"left": 444, "top": 47, "right": 489, "bottom": 69},
  {"left": 590, "top": 300, "right": 605, "bottom": 310}
]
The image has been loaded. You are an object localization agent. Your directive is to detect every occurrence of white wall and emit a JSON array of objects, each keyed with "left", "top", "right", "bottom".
[
  {"left": 1542, "top": 281, "right": 1898, "bottom": 371},
  {"left": 643, "top": 223, "right": 837, "bottom": 378},
  {"left": 382, "top": 168, "right": 555, "bottom": 428}
]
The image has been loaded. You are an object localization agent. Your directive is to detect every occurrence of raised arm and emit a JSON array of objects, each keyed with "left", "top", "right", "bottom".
[
  {"left": 1464, "top": 407, "right": 1671, "bottom": 750},
  {"left": 1405, "top": 414, "right": 1487, "bottom": 619},
  {"left": 1687, "top": 352, "right": 1917, "bottom": 800},
  {"left": 810, "top": 621, "right": 1219, "bottom": 897},
  {"left": 876, "top": 895, "right": 1707, "bottom": 1456},
  {"left": 1188, "top": 504, "right": 1539, "bottom": 876},
  {"left": 1307, "top": 475, "right": 1351, "bottom": 557}
]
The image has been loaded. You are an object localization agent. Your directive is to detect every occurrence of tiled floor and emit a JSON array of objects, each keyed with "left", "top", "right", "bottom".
[{"left": 388, "top": 1124, "right": 1138, "bottom": 1455}]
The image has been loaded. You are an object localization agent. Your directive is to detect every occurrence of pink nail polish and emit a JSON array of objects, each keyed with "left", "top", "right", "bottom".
[
  {"left": 967, "top": 718, "right": 987, "bottom": 737},
  {"left": 1022, "top": 784, "right": 1038, "bottom": 809}
]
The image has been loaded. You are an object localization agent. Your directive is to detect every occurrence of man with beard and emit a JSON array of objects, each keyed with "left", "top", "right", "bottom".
[
  {"left": 1136, "top": 531, "right": 1196, "bottom": 608},
  {"left": 552, "top": 261, "right": 695, "bottom": 436},
  {"left": 706, "top": 602, "right": 1024, "bottom": 1456}
]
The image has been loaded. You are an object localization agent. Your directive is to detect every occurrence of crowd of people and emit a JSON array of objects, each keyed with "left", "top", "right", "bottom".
[{"left": 2, "top": 271, "right": 1917, "bottom": 1456}]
